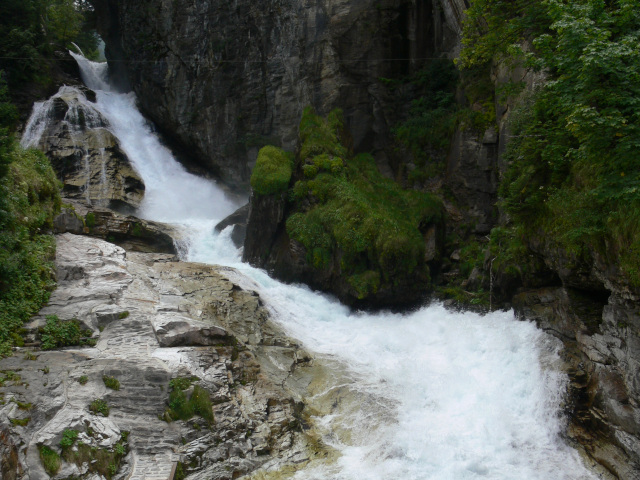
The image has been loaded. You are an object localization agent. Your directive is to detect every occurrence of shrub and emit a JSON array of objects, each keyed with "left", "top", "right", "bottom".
[
  {"left": 78, "top": 375, "right": 88, "bottom": 385},
  {"left": 164, "top": 380, "right": 213, "bottom": 424}
]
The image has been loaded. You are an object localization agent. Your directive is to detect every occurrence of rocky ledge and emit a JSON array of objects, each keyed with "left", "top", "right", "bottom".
[{"left": 0, "top": 234, "right": 336, "bottom": 480}]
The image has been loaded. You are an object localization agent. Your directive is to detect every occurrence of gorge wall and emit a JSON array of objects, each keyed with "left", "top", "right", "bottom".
[{"left": 91, "top": 0, "right": 467, "bottom": 188}]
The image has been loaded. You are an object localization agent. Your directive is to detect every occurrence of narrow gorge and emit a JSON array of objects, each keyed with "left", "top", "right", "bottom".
[{"left": 0, "top": 1, "right": 638, "bottom": 479}]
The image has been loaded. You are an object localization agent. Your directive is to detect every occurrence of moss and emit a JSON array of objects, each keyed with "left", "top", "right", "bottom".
[
  {"left": 39, "top": 445, "right": 61, "bottom": 476},
  {"left": 250, "top": 145, "right": 293, "bottom": 196},
  {"left": 9, "top": 417, "right": 30, "bottom": 426},
  {"left": 118, "top": 311, "right": 129, "bottom": 319}
]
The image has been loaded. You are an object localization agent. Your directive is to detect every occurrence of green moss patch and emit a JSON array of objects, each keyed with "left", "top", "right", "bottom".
[
  {"left": 250, "top": 145, "right": 294, "bottom": 196},
  {"left": 39, "top": 445, "right": 61, "bottom": 476}
]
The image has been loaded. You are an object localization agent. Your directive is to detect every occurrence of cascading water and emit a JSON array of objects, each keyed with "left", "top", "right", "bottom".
[{"left": 34, "top": 53, "right": 600, "bottom": 479}]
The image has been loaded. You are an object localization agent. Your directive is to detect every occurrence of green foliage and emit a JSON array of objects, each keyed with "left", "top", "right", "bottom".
[
  {"left": 169, "top": 376, "right": 198, "bottom": 392},
  {"left": 118, "top": 311, "right": 129, "bottom": 319},
  {"left": 483, "top": 0, "right": 640, "bottom": 287},
  {"left": 78, "top": 375, "right": 88, "bottom": 385},
  {"left": 280, "top": 108, "right": 443, "bottom": 301},
  {"left": 63, "top": 434, "right": 128, "bottom": 480},
  {"left": 39, "top": 445, "right": 61, "bottom": 476},
  {"left": 40, "top": 315, "right": 82, "bottom": 350},
  {"left": 102, "top": 376, "right": 120, "bottom": 391},
  {"left": 0, "top": 144, "right": 60, "bottom": 356},
  {"left": 9, "top": 417, "right": 30, "bottom": 426},
  {"left": 163, "top": 381, "right": 214, "bottom": 424},
  {"left": 250, "top": 145, "right": 294, "bottom": 196},
  {"left": 89, "top": 398, "right": 110, "bottom": 417},
  {"left": 190, "top": 385, "right": 214, "bottom": 424},
  {"left": 0, "top": 0, "right": 100, "bottom": 89},
  {"left": 393, "top": 59, "right": 459, "bottom": 173},
  {"left": 458, "top": 0, "right": 550, "bottom": 68},
  {"left": 60, "top": 429, "right": 78, "bottom": 449}
]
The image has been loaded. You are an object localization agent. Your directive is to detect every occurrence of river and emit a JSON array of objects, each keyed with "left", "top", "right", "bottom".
[{"left": 21, "top": 53, "right": 599, "bottom": 480}]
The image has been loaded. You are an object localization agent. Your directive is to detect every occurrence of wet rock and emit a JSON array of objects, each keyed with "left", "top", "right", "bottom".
[
  {"left": 513, "top": 287, "right": 640, "bottom": 479},
  {"left": 1, "top": 234, "right": 336, "bottom": 480},
  {"left": 214, "top": 203, "right": 249, "bottom": 249},
  {"left": 54, "top": 199, "right": 178, "bottom": 254},
  {"left": 29, "top": 87, "right": 145, "bottom": 212}
]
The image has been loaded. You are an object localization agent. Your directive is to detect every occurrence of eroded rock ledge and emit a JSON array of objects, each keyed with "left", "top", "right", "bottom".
[{"left": 0, "top": 234, "right": 333, "bottom": 480}]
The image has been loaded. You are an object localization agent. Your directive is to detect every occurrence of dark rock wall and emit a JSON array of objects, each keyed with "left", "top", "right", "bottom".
[{"left": 92, "top": 0, "right": 463, "bottom": 189}]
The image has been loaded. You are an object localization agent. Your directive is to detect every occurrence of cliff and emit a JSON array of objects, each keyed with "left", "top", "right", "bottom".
[{"left": 91, "top": 0, "right": 466, "bottom": 188}]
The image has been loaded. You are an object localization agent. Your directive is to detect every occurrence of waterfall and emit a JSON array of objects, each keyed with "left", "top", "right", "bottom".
[{"left": 32, "top": 53, "right": 598, "bottom": 479}]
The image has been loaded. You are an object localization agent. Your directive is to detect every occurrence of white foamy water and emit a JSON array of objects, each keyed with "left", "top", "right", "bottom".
[{"left": 26, "top": 54, "right": 599, "bottom": 479}]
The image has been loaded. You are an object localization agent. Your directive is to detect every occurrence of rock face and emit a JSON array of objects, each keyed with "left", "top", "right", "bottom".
[
  {"left": 23, "top": 86, "right": 144, "bottom": 213},
  {"left": 511, "top": 236, "right": 640, "bottom": 479},
  {"left": 0, "top": 234, "right": 333, "bottom": 480},
  {"left": 92, "top": 0, "right": 464, "bottom": 188},
  {"left": 53, "top": 198, "right": 178, "bottom": 254}
]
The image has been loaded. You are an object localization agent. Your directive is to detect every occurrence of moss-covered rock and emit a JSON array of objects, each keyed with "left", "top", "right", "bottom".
[
  {"left": 244, "top": 107, "right": 444, "bottom": 308},
  {"left": 250, "top": 146, "right": 293, "bottom": 196}
]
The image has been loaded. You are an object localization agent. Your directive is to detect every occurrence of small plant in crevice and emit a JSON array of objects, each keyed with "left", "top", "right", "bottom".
[
  {"left": 89, "top": 398, "right": 110, "bottom": 417},
  {"left": 61, "top": 429, "right": 130, "bottom": 480},
  {"left": 78, "top": 375, "right": 89, "bottom": 385},
  {"left": 39, "top": 445, "right": 61, "bottom": 476},
  {"left": 162, "top": 377, "right": 213, "bottom": 425},
  {"left": 10, "top": 417, "right": 30, "bottom": 426},
  {"left": 40, "top": 315, "right": 82, "bottom": 350},
  {"left": 103, "top": 375, "right": 120, "bottom": 391},
  {"left": 60, "top": 429, "right": 78, "bottom": 449}
]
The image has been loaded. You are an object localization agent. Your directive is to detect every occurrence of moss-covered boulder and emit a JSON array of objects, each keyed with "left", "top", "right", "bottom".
[{"left": 243, "top": 107, "right": 444, "bottom": 308}]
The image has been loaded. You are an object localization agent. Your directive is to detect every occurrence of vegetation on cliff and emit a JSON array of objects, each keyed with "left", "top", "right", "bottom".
[
  {"left": 253, "top": 107, "right": 443, "bottom": 302},
  {"left": 0, "top": 74, "right": 61, "bottom": 356},
  {"left": 0, "top": 0, "right": 99, "bottom": 95},
  {"left": 461, "top": 0, "right": 640, "bottom": 289},
  {"left": 250, "top": 146, "right": 294, "bottom": 196}
]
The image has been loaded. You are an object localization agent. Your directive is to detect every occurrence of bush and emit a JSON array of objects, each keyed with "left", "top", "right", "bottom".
[
  {"left": 250, "top": 145, "right": 294, "bottom": 196},
  {"left": 40, "top": 315, "right": 82, "bottom": 350}
]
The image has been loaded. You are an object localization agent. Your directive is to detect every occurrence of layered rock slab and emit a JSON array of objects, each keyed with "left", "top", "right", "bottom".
[{"left": 0, "top": 234, "right": 331, "bottom": 480}]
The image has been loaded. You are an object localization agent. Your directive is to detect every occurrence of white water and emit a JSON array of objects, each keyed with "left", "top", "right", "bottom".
[{"left": 33, "top": 54, "right": 599, "bottom": 479}]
